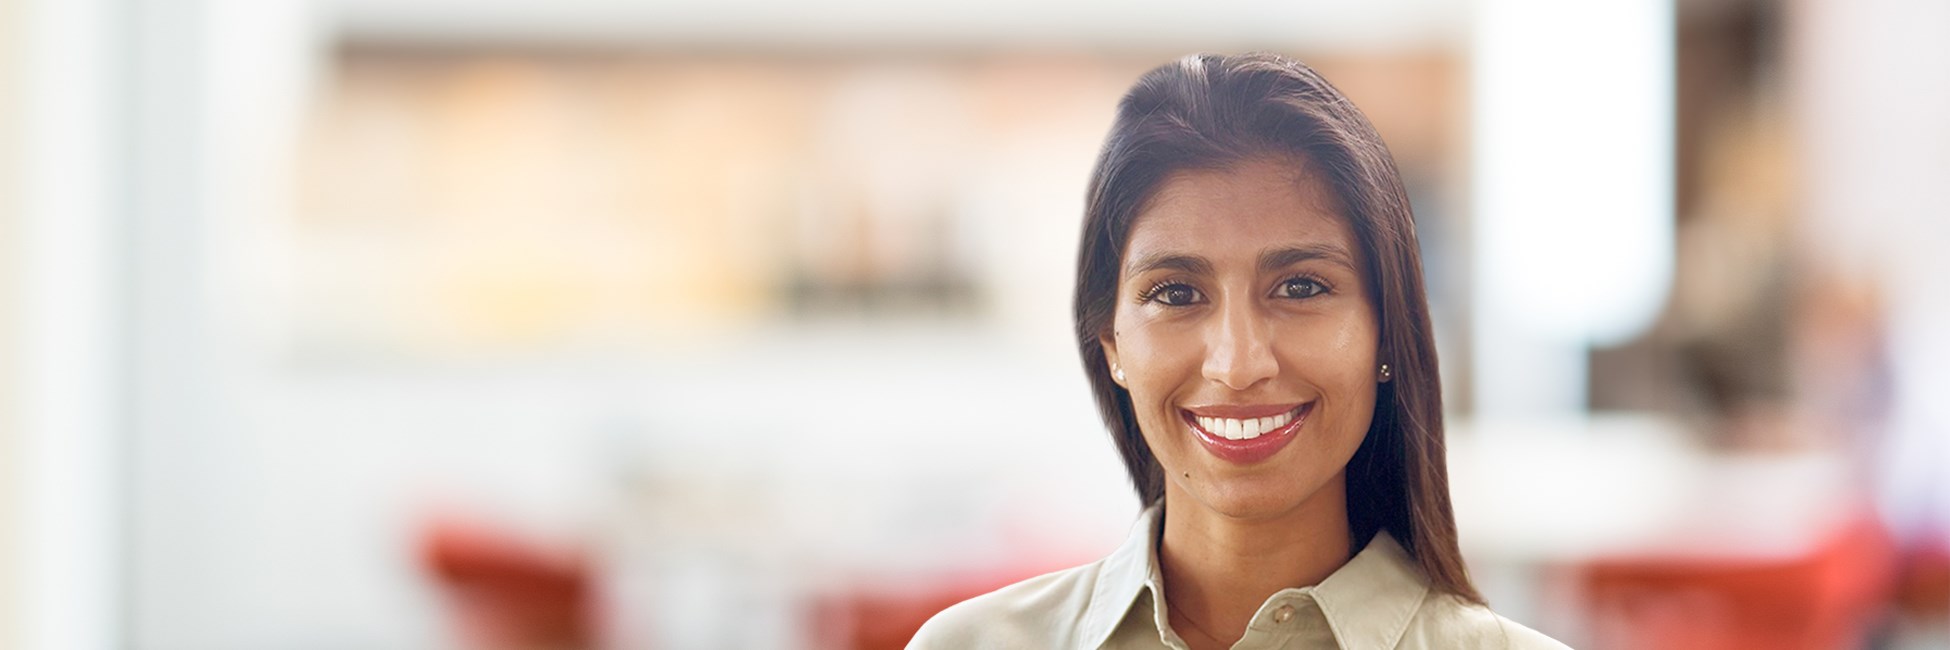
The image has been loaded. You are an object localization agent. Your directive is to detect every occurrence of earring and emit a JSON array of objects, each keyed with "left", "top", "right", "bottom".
[
  {"left": 1378, "top": 363, "right": 1393, "bottom": 383},
  {"left": 1113, "top": 364, "right": 1126, "bottom": 382}
]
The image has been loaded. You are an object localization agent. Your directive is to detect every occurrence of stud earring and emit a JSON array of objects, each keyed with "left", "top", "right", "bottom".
[
  {"left": 1113, "top": 364, "right": 1126, "bottom": 382},
  {"left": 1378, "top": 363, "right": 1393, "bottom": 383}
]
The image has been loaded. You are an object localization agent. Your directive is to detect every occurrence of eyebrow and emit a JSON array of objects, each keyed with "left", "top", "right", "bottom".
[
  {"left": 1124, "top": 251, "right": 1213, "bottom": 277},
  {"left": 1258, "top": 244, "right": 1357, "bottom": 273},
  {"left": 1124, "top": 243, "right": 1356, "bottom": 277}
]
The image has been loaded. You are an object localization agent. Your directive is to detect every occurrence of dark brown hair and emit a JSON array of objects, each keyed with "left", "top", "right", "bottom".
[{"left": 1073, "top": 53, "right": 1481, "bottom": 603}]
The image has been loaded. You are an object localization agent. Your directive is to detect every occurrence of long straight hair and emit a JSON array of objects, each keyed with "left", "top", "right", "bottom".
[{"left": 1073, "top": 53, "right": 1481, "bottom": 603}]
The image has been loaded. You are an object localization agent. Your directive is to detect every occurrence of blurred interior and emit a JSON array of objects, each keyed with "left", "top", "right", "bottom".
[{"left": 3, "top": 0, "right": 1948, "bottom": 648}]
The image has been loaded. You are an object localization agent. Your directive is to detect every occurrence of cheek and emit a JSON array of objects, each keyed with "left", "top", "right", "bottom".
[
  {"left": 1274, "top": 311, "right": 1380, "bottom": 396},
  {"left": 1111, "top": 312, "right": 1193, "bottom": 385},
  {"left": 1109, "top": 314, "right": 1197, "bottom": 438}
]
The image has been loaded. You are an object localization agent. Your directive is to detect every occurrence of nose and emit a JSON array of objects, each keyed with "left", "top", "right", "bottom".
[{"left": 1201, "top": 299, "right": 1278, "bottom": 391}]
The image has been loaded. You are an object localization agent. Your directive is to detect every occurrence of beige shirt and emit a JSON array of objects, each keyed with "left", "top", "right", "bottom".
[{"left": 910, "top": 505, "right": 1570, "bottom": 649}]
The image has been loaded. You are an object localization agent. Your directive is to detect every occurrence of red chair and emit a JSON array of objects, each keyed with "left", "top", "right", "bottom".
[
  {"left": 1580, "top": 516, "right": 1896, "bottom": 650},
  {"left": 420, "top": 517, "right": 594, "bottom": 650}
]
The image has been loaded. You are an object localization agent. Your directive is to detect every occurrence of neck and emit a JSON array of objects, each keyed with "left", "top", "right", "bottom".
[{"left": 1156, "top": 473, "right": 1354, "bottom": 649}]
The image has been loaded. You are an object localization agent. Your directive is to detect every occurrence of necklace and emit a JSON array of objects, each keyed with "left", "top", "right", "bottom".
[{"left": 1169, "top": 606, "right": 1231, "bottom": 649}]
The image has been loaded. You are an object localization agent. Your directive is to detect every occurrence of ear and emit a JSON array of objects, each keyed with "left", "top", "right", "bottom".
[{"left": 1099, "top": 331, "right": 1125, "bottom": 388}]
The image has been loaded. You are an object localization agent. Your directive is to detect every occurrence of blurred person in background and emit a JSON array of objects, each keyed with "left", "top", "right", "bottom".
[{"left": 911, "top": 53, "right": 1566, "bottom": 650}]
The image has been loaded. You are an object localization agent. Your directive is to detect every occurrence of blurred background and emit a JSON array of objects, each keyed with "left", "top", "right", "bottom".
[{"left": 2, "top": 0, "right": 1947, "bottom": 648}]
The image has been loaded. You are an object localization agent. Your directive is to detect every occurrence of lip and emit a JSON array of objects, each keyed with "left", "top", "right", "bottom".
[
  {"left": 1182, "top": 402, "right": 1305, "bottom": 419},
  {"left": 1181, "top": 402, "right": 1312, "bottom": 465}
]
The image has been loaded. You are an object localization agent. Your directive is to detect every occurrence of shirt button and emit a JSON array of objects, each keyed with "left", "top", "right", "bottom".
[{"left": 1273, "top": 604, "right": 1295, "bottom": 624}]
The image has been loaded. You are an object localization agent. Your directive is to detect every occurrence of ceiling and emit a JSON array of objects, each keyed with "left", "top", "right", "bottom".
[{"left": 323, "top": 0, "right": 1469, "bottom": 51}]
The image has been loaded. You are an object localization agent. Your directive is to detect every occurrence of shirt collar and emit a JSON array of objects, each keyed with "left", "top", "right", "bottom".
[
  {"left": 1080, "top": 503, "right": 1161, "bottom": 648},
  {"left": 1311, "top": 529, "right": 1430, "bottom": 648},
  {"left": 1079, "top": 503, "right": 1432, "bottom": 649}
]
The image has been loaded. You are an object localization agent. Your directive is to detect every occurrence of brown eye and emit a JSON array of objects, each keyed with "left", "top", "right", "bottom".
[
  {"left": 1141, "top": 282, "right": 1205, "bottom": 306},
  {"left": 1160, "top": 285, "right": 1201, "bottom": 305},
  {"left": 1277, "top": 277, "right": 1327, "bottom": 299}
]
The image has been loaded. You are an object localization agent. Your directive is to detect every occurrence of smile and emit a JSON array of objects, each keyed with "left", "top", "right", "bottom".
[
  {"left": 1180, "top": 403, "right": 1312, "bottom": 465},
  {"left": 1189, "top": 408, "right": 1300, "bottom": 440}
]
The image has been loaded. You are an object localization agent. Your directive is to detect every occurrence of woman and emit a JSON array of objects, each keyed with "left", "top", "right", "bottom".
[{"left": 910, "top": 54, "right": 1569, "bottom": 649}]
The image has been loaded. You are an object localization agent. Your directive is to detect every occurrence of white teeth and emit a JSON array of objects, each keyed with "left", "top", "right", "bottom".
[{"left": 1193, "top": 407, "right": 1303, "bottom": 441}]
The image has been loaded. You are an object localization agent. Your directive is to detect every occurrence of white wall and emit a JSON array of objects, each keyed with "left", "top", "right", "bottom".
[
  {"left": 0, "top": 0, "right": 23, "bottom": 643},
  {"left": 14, "top": 0, "right": 121, "bottom": 647}
]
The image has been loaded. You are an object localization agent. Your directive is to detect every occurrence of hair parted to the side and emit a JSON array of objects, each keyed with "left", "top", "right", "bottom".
[{"left": 1073, "top": 53, "right": 1481, "bottom": 604}]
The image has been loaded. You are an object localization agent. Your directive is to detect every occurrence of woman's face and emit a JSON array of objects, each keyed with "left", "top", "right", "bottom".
[{"left": 1101, "top": 157, "right": 1381, "bottom": 521}]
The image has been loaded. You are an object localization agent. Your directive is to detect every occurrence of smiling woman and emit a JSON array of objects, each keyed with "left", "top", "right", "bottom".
[
  {"left": 1106, "top": 158, "right": 1384, "bottom": 536},
  {"left": 910, "top": 53, "right": 1569, "bottom": 649}
]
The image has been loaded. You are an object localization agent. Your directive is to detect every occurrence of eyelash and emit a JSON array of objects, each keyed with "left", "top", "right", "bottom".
[
  {"left": 1134, "top": 275, "right": 1332, "bottom": 305},
  {"left": 1276, "top": 274, "right": 1332, "bottom": 299},
  {"left": 1136, "top": 280, "right": 1196, "bottom": 305}
]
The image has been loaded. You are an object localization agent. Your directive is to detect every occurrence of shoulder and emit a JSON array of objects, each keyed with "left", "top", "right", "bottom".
[
  {"left": 906, "top": 559, "right": 1111, "bottom": 649},
  {"left": 1399, "top": 593, "right": 1573, "bottom": 650}
]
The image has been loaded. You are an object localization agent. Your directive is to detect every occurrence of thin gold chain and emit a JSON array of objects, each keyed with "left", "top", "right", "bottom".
[{"left": 1169, "top": 605, "right": 1231, "bottom": 649}]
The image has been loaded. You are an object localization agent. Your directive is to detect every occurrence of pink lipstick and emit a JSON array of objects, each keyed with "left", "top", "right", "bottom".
[{"left": 1181, "top": 403, "right": 1312, "bottom": 465}]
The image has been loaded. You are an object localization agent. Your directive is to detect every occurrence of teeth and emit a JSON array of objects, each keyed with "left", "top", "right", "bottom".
[{"left": 1192, "top": 408, "right": 1301, "bottom": 441}]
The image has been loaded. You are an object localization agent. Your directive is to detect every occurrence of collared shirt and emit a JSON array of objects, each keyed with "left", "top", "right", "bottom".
[{"left": 909, "top": 505, "right": 1571, "bottom": 649}]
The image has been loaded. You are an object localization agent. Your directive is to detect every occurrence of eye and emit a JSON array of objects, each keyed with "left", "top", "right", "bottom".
[
  {"left": 1139, "top": 281, "right": 1205, "bottom": 306},
  {"left": 1275, "top": 276, "right": 1328, "bottom": 299}
]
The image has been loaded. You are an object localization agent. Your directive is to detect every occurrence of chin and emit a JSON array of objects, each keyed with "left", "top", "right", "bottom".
[{"left": 1184, "top": 470, "right": 1340, "bottom": 522}]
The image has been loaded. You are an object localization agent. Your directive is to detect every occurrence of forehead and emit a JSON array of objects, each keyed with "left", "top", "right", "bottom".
[{"left": 1124, "top": 157, "right": 1358, "bottom": 261}]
